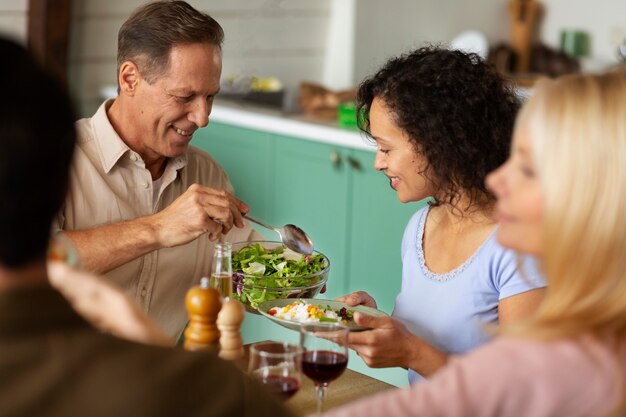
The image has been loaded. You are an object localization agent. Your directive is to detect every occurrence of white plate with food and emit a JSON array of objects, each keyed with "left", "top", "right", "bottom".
[{"left": 258, "top": 298, "right": 388, "bottom": 332}]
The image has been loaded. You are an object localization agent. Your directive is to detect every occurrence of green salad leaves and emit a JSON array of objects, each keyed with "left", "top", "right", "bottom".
[{"left": 231, "top": 243, "right": 328, "bottom": 309}]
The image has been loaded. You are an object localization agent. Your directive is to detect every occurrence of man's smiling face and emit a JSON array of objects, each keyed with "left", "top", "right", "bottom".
[{"left": 132, "top": 42, "right": 222, "bottom": 159}]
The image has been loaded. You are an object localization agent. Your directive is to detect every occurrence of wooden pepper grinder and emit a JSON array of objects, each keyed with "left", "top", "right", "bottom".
[
  {"left": 217, "top": 299, "right": 245, "bottom": 360},
  {"left": 183, "top": 277, "right": 221, "bottom": 352},
  {"left": 508, "top": 0, "right": 541, "bottom": 73}
]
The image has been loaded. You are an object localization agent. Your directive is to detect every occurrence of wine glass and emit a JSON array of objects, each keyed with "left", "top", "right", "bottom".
[
  {"left": 300, "top": 322, "right": 349, "bottom": 415},
  {"left": 248, "top": 341, "right": 302, "bottom": 400}
]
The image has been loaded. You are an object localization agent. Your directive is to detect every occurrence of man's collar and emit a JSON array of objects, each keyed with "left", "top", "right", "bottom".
[
  {"left": 91, "top": 99, "right": 133, "bottom": 174},
  {"left": 91, "top": 100, "right": 189, "bottom": 175}
]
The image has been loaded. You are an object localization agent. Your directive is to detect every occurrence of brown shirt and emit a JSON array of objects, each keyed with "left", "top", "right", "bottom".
[
  {"left": 54, "top": 100, "right": 262, "bottom": 338},
  {"left": 0, "top": 286, "right": 293, "bottom": 417}
]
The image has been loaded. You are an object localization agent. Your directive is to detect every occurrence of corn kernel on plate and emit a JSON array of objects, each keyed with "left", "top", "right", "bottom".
[{"left": 258, "top": 298, "right": 388, "bottom": 332}]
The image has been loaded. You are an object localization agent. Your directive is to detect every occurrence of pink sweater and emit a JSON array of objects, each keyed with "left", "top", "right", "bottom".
[{"left": 322, "top": 336, "right": 623, "bottom": 417}]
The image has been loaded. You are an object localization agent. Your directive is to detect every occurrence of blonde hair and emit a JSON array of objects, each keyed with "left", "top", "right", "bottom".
[{"left": 511, "top": 70, "right": 626, "bottom": 341}]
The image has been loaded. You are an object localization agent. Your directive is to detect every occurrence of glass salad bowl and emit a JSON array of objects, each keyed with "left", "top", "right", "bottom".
[{"left": 230, "top": 241, "right": 330, "bottom": 313}]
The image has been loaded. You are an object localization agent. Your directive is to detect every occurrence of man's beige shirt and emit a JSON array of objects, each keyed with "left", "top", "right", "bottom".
[{"left": 54, "top": 100, "right": 261, "bottom": 338}]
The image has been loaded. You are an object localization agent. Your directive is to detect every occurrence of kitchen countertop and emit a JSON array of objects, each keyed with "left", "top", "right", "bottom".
[{"left": 210, "top": 98, "right": 376, "bottom": 152}]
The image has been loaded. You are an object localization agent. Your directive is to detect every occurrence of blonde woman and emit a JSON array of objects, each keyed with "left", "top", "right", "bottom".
[{"left": 322, "top": 70, "right": 626, "bottom": 417}]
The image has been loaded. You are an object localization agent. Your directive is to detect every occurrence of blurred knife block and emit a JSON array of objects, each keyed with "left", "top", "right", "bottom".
[{"left": 508, "top": 0, "right": 541, "bottom": 73}]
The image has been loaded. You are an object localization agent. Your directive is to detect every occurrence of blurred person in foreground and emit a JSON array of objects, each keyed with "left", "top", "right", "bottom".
[
  {"left": 0, "top": 37, "right": 292, "bottom": 417},
  {"left": 323, "top": 70, "right": 626, "bottom": 416},
  {"left": 55, "top": 0, "right": 262, "bottom": 338},
  {"left": 337, "top": 47, "right": 545, "bottom": 381}
]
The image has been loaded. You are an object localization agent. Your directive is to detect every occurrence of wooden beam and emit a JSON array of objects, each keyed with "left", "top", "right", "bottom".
[{"left": 28, "top": 0, "right": 72, "bottom": 89}]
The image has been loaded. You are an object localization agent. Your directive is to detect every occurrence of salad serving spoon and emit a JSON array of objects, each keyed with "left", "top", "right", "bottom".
[{"left": 244, "top": 214, "right": 314, "bottom": 255}]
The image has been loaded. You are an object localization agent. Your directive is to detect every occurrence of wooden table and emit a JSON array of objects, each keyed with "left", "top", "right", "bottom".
[
  {"left": 284, "top": 366, "right": 393, "bottom": 416},
  {"left": 239, "top": 342, "right": 394, "bottom": 416}
]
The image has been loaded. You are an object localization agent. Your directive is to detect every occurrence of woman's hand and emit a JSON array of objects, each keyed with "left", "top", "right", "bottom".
[
  {"left": 348, "top": 313, "right": 448, "bottom": 376},
  {"left": 335, "top": 291, "right": 378, "bottom": 308},
  {"left": 47, "top": 261, "right": 174, "bottom": 347}
]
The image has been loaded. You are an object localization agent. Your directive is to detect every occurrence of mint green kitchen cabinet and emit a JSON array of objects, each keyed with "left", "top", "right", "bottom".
[
  {"left": 193, "top": 122, "right": 274, "bottom": 225},
  {"left": 346, "top": 149, "right": 425, "bottom": 313},
  {"left": 270, "top": 134, "right": 351, "bottom": 301},
  {"left": 191, "top": 121, "right": 426, "bottom": 387},
  {"left": 268, "top": 136, "right": 426, "bottom": 310}
]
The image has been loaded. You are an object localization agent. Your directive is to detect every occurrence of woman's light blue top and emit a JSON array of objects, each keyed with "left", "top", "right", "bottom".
[{"left": 393, "top": 206, "right": 545, "bottom": 383}]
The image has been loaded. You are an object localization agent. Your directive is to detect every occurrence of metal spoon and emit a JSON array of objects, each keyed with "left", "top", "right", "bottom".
[{"left": 244, "top": 214, "right": 314, "bottom": 255}]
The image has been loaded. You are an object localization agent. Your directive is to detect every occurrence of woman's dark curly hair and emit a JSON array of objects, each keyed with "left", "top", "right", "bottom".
[{"left": 357, "top": 46, "right": 520, "bottom": 210}]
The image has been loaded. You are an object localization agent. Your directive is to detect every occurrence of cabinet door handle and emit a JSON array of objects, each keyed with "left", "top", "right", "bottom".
[
  {"left": 346, "top": 156, "right": 362, "bottom": 171},
  {"left": 330, "top": 150, "right": 341, "bottom": 168}
]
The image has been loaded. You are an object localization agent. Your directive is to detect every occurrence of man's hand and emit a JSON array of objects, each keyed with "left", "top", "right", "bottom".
[
  {"left": 152, "top": 183, "right": 249, "bottom": 247},
  {"left": 335, "top": 291, "right": 378, "bottom": 308},
  {"left": 62, "top": 184, "right": 252, "bottom": 274}
]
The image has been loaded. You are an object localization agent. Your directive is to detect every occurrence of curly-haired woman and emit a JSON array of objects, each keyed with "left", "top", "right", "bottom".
[
  {"left": 337, "top": 46, "right": 546, "bottom": 382},
  {"left": 325, "top": 68, "right": 626, "bottom": 417}
]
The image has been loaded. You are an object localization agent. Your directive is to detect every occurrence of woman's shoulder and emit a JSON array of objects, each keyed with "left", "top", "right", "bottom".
[
  {"left": 470, "top": 336, "right": 607, "bottom": 364},
  {"left": 481, "top": 235, "right": 545, "bottom": 287},
  {"left": 472, "top": 231, "right": 516, "bottom": 272},
  {"left": 437, "top": 336, "right": 621, "bottom": 416},
  {"left": 401, "top": 205, "right": 429, "bottom": 250},
  {"left": 404, "top": 205, "right": 429, "bottom": 234},
  {"left": 476, "top": 336, "right": 621, "bottom": 390}
]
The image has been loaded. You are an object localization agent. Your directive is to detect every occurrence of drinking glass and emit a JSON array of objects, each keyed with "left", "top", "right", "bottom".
[
  {"left": 300, "top": 322, "right": 349, "bottom": 415},
  {"left": 248, "top": 341, "right": 302, "bottom": 400}
]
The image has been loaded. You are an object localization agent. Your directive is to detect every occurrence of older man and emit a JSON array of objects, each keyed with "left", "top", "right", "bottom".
[
  {"left": 56, "top": 1, "right": 262, "bottom": 337},
  {"left": 0, "top": 36, "right": 291, "bottom": 417}
]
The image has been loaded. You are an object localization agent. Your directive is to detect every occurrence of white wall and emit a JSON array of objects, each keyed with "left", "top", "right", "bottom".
[
  {"left": 540, "top": 0, "right": 626, "bottom": 65},
  {"left": 0, "top": 0, "right": 27, "bottom": 44},
  {"left": 1, "top": 0, "right": 625, "bottom": 116},
  {"left": 353, "top": 0, "right": 510, "bottom": 84},
  {"left": 69, "top": 0, "right": 331, "bottom": 116},
  {"left": 353, "top": 0, "right": 626, "bottom": 83}
]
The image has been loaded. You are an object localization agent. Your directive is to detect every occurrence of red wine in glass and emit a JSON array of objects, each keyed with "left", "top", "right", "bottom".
[
  {"left": 260, "top": 375, "right": 300, "bottom": 399},
  {"left": 302, "top": 350, "right": 348, "bottom": 385},
  {"left": 300, "top": 322, "right": 349, "bottom": 415},
  {"left": 248, "top": 341, "right": 302, "bottom": 401}
]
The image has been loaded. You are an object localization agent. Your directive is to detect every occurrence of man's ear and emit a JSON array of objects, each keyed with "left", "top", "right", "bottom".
[{"left": 118, "top": 61, "right": 139, "bottom": 96}]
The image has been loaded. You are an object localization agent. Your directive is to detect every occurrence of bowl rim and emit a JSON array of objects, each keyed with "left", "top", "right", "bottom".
[
  {"left": 233, "top": 276, "right": 328, "bottom": 291},
  {"left": 231, "top": 240, "right": 331, "bottom": 283}
]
